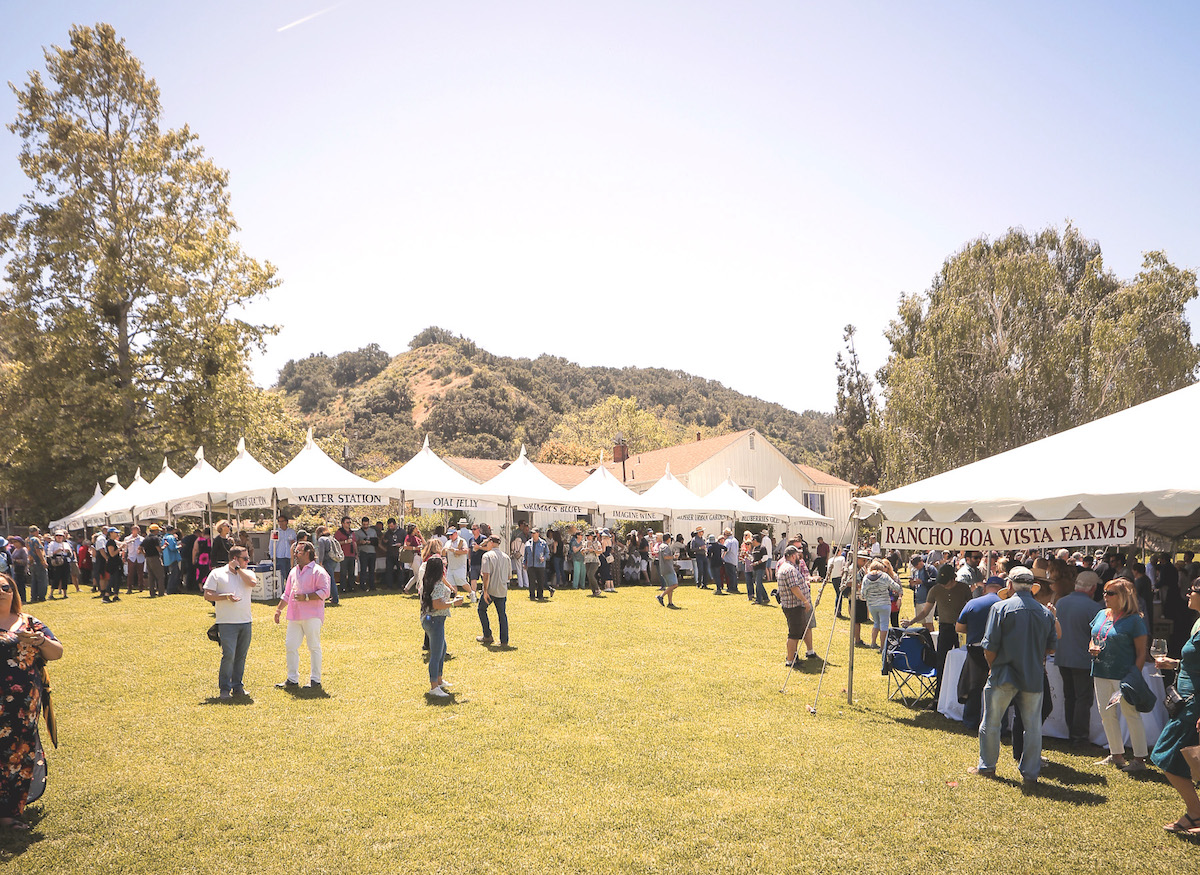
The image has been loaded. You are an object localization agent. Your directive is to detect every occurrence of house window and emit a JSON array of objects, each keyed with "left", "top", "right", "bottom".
[
  {"left": 744, "top": 487, "right": 755, "bottom": 499},
  {"left": 802, "top": 491, "right": 825, "bottom": 516},
  {"left": 749, "top": 434, "right": 755, "bottom": 450}
]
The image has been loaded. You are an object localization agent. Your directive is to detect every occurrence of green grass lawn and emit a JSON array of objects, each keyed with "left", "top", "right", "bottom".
[{"left": 4, "top": 579, "right": 1197, "bottom": 874}]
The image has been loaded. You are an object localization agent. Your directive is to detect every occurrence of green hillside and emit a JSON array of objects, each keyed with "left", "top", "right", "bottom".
[{"left": 274, "top": 328, "right": 834, "bottom": 475}]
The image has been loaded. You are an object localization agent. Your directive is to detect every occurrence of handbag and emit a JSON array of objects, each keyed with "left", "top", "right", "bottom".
[
  {"left": 207, "top": 623, "right": 220, "bottom": 643},
  {"left": 1164, "top": 684, "right": 1190, "bottom": 720}
]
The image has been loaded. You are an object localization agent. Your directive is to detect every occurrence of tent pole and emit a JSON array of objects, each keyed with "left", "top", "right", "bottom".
[{"left": 847, "top": 509, "right": 862, "bottom": 706}]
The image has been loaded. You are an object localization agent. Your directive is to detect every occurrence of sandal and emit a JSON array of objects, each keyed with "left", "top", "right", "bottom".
[{"left": 1164, "top": 812, "right": 1200, "bottom": 834}]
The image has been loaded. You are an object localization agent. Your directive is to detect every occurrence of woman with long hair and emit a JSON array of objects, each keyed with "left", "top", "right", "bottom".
[
  {"left": 1090, "top": 577, "right": 1150, "bottom": 772},
  {"left": 419, "top": 557, "right": 461, "bottom": 698},
  {"left": 192, "top": 526, "right": 212, "bottom": 589},
  {"left": 1150, "top": 578, "right": 1200, "bottom": 835}
]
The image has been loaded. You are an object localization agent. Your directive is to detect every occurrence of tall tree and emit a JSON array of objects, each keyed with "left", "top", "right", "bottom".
[
  {"left": 0, "top": 23, "right": 281, "bottom": 519},
  {"left": 875, "top": 223, "right": 1199, "bottom": 488},
  {"left": 830, "top": 325, "right": 882, "bottom": 488}
]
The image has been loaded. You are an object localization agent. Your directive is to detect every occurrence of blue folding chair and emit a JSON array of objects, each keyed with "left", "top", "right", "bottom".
[{"left": 882, "top": 627, "right": 938, "bottom": 708}]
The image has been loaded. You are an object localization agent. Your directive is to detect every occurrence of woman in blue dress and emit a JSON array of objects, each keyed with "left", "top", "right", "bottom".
[{"left": 1151, "top": 579, "right": 1200, "bottom": 835}]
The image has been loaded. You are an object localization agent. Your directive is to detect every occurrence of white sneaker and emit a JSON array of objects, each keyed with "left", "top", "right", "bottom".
[
  {"left": 438, "top": 680, "right": 454, "bottom": 689},
  {"left": 427, "top": 686, "right": 450, "bottom": 698}
]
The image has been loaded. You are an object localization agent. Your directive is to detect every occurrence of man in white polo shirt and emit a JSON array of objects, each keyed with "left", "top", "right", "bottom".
[
  {"left": 204, "top": 546, "right": 258, "bottom": 701},
  {"left": 444, "top": 526, "right": 474, "bottom": 603}
]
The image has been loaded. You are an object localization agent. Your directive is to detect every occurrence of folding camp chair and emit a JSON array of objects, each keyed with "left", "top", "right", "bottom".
[{"left": 882, "top": 627, "right": 938, "bottom": 708}]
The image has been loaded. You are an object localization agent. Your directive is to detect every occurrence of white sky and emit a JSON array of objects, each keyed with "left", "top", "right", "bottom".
[{"left": 3, "top": 1, "right": 1199, "bottom": 414}]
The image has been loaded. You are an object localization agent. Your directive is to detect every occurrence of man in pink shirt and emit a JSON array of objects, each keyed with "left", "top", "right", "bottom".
[{"left": 274, "top": 542, "right": 331, "bottom": 690}]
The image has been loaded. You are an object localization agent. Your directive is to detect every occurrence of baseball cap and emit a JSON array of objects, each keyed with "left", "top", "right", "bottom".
[{"left": 1007, "top": 567, "right": 1034, "bottom": 583}]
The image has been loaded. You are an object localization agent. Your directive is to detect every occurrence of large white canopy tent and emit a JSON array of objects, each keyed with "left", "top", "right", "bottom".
[
  {"left": 855, "top": 381, "right": 1200, "bottom": 541},
  {"left": 168, "top": 448, "right": 227, "bottom": 516},
  {"left": 51, "top": 483, "right": 103, "bottom": 531},
  {"left": 215, "top": 438, "right": 278, "bottom": 511},
  {"left": 568, "top": 465, "right": 665, "bottom": 522},
  {"left": 636, "top": 465, "right": 727, "bottom": 528},
  {"left": 480, "top": 447, "right": 594, "bottom": 514},
  {"left": 272, "top": 429, "right": 387, "bottom": 507},
  {"left": 754, "top": 478, "right": 836, "bottom": 534},
  {"left": 132, "top": 458, "right": 185, "bottom": 520},
  {"left": 376, "top": 436, "right": 502, "bottom": 511},
  {"left": 82, "top": 470, "right": 149, "bottom": 526}
]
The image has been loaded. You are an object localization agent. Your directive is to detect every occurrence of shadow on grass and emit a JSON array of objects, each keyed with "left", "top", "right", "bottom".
[
  {"left": 199, "top": 695, "right": 256, "bottom": 706},
  {"left": 424, "top": 691, "right": 460, "bottom": 707},
  {"left": 282, "top": 684, "right": 331, "bottom": 700},
  {"left": 0, "top": 804, "right": 46, "bottom": 859},
  {"left": 477, "top": 642, "right": 518, "bottom": 653},
  {"left": 1039, "top": 759, "right": 1108, "bottom": 786},
  {"left": 1020, "top": 779, "right": 1107, "bottom": 805}
]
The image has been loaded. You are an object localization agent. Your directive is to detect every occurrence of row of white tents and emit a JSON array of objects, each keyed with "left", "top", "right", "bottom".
[{"left": 50, "top": 430, "right": 833, "bottom": 533}]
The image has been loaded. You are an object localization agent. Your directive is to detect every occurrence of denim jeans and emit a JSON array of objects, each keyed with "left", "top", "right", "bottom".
[
  {"left": 709, "top": 559, "right": 723, "bottom": 591},
  {"left": 421, "top": 614, "right": 448, "bottom": 685},
  {"left": 275, "top": 558, "right": 291, "bottom": 584},
  {"left": 550, "top": 555, "right": 564, "bottom": 587},
  {"left": 217, "top": 622, "right": 252, "bottom": 695},
  {"left": 166, "top": 562, "right": 182, "bottom": 594},
  {"left": 478, "top": 595, "right": 508, "bottom": 645},
  {"left": 322, "top": 559, "right": 339, "bottom": 605},
  {"left": 723, "top": 564, "right": 739, "bottom": 593},
  {"left": 979, "top": 680, "right": 1044, "bottom": 779},
  {"left": 339, "top": 557, "right": 355, "bottom": 590},
  {"left": 30, "top": 565, "right": 48, "bottom": 602},
  {"left": 694, "top": 557, "right": 711, "bottom": 587},
  {"left": 753, "top": 567, "right": 768, "bottom": 603},
  {"left": 385, "top": 554, "right": 401, "bottom": 588},
  {"left": 358, "top": 553, "right": 376, "bottom": 590}
]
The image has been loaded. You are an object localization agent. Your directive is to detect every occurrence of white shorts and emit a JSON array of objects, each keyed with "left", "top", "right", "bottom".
[{"left": 447, "top": 568, "right": 468, "bottom": 589}]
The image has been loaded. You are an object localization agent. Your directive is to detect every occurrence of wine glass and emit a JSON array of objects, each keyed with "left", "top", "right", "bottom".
[{"left": 1149, "top": 638, "right": 1168, "bottom": 677}]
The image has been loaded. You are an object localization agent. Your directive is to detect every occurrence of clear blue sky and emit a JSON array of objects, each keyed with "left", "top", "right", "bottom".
[{"left": 3, "top": 1, "right": 1199, "bottom": 415}]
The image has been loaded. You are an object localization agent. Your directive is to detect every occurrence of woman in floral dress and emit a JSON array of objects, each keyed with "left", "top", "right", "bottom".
[{"left": 0, "top": 572, "right": 63, "bottom": 830}]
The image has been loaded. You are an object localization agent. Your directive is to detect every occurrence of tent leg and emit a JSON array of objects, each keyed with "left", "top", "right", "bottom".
[{"left": 847, "top": 513, "right": 861, "bottom": 706}]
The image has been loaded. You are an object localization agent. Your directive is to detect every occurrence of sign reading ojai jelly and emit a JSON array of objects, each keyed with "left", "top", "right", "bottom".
[{"left": 880, "top": 514, "right": 1134, "bottom": 551}]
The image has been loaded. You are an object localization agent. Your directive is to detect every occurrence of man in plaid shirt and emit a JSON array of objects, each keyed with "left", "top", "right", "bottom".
[{"left": 778, "top": 545, "right": 816, "bottom": 666}]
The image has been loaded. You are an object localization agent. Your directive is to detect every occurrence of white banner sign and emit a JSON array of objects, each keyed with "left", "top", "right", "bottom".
[
  {"left": 516, "top": 502, "right": 589, "bottom": 515},
  {"left": 605, "top": 509, "right": 662, "bottom": 522},
  {"left": 880, "top": 514, "right": 1135, "bottom": 551},
  {"left": 413, "top": 496, "right": 499, "bottom": 512},
  {"left": 739, "top": 513, "right": 790, "bottom": 526},
  {"left": 290, "top": 492, "right": 388, "bottom": 506},
  {"left": 230, "top": 495, "right": 272, "bottom": 509},
  {"left": 672, "top": 512, "right": 730, "bottom": 523}
]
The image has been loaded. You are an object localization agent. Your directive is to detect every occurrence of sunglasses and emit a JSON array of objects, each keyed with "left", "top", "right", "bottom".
[
  {"left": 1103, "top": 590, "right": 1120, "bottom": 597},
  {"left": 0, "top": 584, "right": 11, "bottom": 593}
]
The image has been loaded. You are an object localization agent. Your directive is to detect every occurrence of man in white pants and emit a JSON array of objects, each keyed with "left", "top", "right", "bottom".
[
  {"left": 273, "top": 542, "right": 331, "bottom": 690},
  {"left": 444, "top": 526, "right": 475, "bottom": 603}
]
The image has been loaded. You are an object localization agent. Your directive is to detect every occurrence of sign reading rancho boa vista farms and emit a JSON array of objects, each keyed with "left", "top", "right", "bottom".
[{"left": 880, "top": 515, "right": 1134, "bottom": 551}]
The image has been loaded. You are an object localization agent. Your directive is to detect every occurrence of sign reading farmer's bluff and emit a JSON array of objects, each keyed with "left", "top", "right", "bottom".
[{"left": 880, "top": 515, "right": 1134, "bottom": 551}]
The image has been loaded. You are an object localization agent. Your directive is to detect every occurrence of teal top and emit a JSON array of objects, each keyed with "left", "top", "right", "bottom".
[{"left": 1089, "top": 611, "right": 1147, "bottom": 680}]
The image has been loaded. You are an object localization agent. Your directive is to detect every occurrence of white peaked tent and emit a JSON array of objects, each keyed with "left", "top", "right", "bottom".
[
  {"left": 569, "top": 465, "right": 665, "bottom": 522},
  {"left": 51, "top": 483, "right": 104, "bottom": 531},
  {"left": 637, "top": 464, "right": 723, "bottom": 525},
  {"left": 169, "top": 448, "right": 227, "bottom": 516},
  {"left": 133, "top": 458, "right": 185, "bottom": 520},
  {"left": 481, "top": 447, "right": 593, "bottom": 512},
  {"left": 217, "top": 438, "right": 277, "bottom": 510},
  {"left": 754, "top": 479, "right": 835, "bottom": 531},
  {"left": 855, "top": 381, "right": 1200, "bottom": 540},
  {"left": 85, "top": 469, "right": 150, "bottom": 525},
  {"left": 83, "top": 479, "right": 127, "bottom": 527},
  {"left": 273, "top": 429, "right": 387, "bottom": 506},
  {"left": 700, "top": 476, "right": 764, "bottom": 518},
  {"left": 376, "top": 436, "right": 501, "bottom": 510}
]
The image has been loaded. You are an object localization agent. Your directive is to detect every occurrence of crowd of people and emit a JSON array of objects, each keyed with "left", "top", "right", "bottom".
[
  {"left": 2, "top": 517, "right": 1198, "bottom": 836},
  {"left": 840, "top": 541, "right": 1200, "bottom": 836}
]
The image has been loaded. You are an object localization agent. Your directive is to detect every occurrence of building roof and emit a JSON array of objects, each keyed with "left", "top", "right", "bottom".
[
  {"left": 796, "top": 464, "right": 853, "bottom": 488},
  {"left": 444, "top": 457, "right": 596, "bottom": 489},
  {"left": 443, "top": 430, "right": 849, "bottom": 493},
  {"left": 601, "top": 430, "right": 749, "bottom": 484}
]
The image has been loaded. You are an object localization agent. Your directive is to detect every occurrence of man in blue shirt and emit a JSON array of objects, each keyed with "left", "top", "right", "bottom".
[
  {"left": 971, "top": 566, "right": 1057, "bottom": 785},
  {"left": 1053, "top": 568, "right": 1100, "bottom": 744}
]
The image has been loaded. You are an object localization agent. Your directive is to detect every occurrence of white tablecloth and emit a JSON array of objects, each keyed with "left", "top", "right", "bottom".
[{"left": 936, "top": 649, "right": 1169, "bottom": 750}]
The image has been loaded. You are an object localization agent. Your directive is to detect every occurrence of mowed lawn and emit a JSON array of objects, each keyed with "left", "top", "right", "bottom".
[{"left": 4, "top": 580, "right": 1197, "bottom": 874}]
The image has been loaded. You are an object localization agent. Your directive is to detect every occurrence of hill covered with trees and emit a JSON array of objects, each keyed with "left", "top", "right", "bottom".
[{"left": 274, "top": 329, "right": 834, "bottom": 477}]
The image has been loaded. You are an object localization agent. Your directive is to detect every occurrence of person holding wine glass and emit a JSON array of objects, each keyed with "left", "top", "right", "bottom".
[
  {"left": 1150, "top": 579, "right": 1200, "bottom": 835},
  {"left": 1090, "top": 577, "right": 1150, "bottom": 772}
]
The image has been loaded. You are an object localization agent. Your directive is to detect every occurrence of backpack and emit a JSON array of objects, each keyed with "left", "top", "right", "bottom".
[{"left": 328, "top": 537, "right": 345, "bottom": 563}]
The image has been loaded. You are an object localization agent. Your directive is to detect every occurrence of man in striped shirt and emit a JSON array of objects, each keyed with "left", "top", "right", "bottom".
[{"left": 778, "top": 546, "right": 815, "bottom": 667}]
